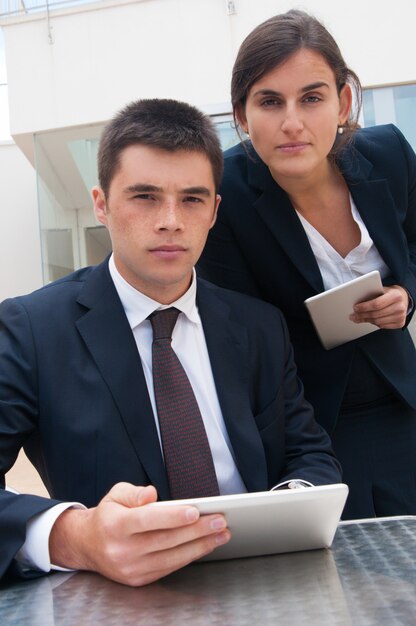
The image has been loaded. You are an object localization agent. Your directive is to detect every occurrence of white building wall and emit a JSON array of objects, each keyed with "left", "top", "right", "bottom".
[
  {"left": 0, "top": 142, "right": 42, "bottom": 299},
  {"left": 0, "top": 0, "right": 415, "bottom": 300},
  {"left": 2, "top": 0, "right": 416, "bottom": 141}
]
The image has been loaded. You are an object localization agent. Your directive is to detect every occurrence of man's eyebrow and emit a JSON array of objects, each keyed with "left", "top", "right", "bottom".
[
  {"left": 123, "top": 184, "right": 211, "bottom": 196},
  {"left": 181, "top": 186, "right": 212, "bottom": 197},
  {"left": 124, "top": 183, "right": 162, "bottom": 194},
  {"left": 253, "top": 82, "right": 330, "bottom": 98}
]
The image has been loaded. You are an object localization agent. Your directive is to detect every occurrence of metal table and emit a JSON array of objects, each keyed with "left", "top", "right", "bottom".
[{"left": 1, "top": 517, "right": 415, "bottom": 625}]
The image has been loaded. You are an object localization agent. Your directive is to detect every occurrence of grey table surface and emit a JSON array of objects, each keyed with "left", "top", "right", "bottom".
[{"left": 1, "top": 517, "right": 415, "bottom": 625}]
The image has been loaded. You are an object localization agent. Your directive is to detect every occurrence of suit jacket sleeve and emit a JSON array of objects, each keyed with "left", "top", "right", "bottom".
[
  {"left": 0, "top": 298, "right": 63, "bottom": 580},
  {"left": 391, "top": 126, "right": 416, "bottom": 321},
  {"left": 268, "top": 308, "right": 342, "bottom": 486}
]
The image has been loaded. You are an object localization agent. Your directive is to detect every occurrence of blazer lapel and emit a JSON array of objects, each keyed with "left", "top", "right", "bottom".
[
  {"left": 247, "top": 152, "right": 325, "bottom": 293},
  {"left": 75, "top": 261, "right": 170, "bottom": 499},
  {"left": 197, "top": 280, "right": 269, "bottom": 492},
  {"left": 340, "top": 149, "right": 408, "bottom": 281}
]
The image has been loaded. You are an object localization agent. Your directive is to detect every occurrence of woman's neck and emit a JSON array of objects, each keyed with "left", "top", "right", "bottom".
[{"left": 271, "top": 160, "right": 346, "bottom": 215}]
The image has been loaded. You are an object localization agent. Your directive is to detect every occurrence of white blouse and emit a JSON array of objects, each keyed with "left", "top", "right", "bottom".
[{"left": 296, "top": 196, "right": 390, "bottom": 291}]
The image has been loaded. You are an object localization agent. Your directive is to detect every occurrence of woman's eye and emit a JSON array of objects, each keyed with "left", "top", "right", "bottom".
[
  {"left": 303, "top": 95, "right": 321, "bottom": 103},
  {"left": 260, "top": 98, "right": 281, "bottom": 107}
]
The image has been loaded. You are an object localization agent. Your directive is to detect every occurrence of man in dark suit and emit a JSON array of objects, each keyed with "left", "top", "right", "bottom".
[{"left": 0, "top": 99, "right": 341, "bottom": 586}]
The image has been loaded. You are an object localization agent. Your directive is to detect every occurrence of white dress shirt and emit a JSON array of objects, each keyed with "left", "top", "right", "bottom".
[
  {"left": 296, "top": 196, "right": 390, "bottom": 290},
  {"left": 108, "top": 255, "right": 246, "bottom": 495},
  {"left": 16, "top": 257, "right": 245, "bottom": 572}
]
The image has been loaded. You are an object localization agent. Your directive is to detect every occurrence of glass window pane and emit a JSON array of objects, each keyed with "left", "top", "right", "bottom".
[
  {"left": 362, "top": 90, "right": 376, "bottom": 128},
  {"left": 215, "top": 119, "right": 241, "bottom": 151},
  {"left": 393, "top": 85, "right": 416, "bottom": 151},
  {"left": 44, "top": 229, "right": 74, "bottom": 282},
  {"left": 362, "top": 83, "right": 416, "bottom": 152}
]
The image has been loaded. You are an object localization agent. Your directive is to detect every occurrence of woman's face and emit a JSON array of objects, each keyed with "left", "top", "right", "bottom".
[{"left": 236, "top": 48, "right": 352, "bottom": 188}]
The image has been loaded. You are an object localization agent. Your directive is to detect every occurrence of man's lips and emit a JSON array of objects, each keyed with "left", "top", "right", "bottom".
[{"left": 149, "top": 246, "right": 187, "bottom": 259}]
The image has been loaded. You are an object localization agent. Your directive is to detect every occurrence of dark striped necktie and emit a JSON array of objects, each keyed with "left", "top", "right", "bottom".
[{"left": 149, "top": 307, "right": 220, "bottom": 499}]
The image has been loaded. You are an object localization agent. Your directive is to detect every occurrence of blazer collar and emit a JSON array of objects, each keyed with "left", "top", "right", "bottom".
[
  {"left": 196, "top": 279, "right": 269, "bottom": 492},
  {"left": 247, "top": 148, "right": 324, "bottom": 293},
  {"left": 75, "top": 259, "right": 170, "bottom": 500}
]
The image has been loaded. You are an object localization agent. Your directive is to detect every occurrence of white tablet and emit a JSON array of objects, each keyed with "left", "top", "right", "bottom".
[
  {"left": 150, "top": 483, "right": 348, "bottom": 561},
  {"left": 304, "top": 271, "right": 384, "bottom": 350}
]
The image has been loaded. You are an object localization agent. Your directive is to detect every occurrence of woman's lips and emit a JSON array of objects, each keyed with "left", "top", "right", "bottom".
[{"left": 277, "top": 142, "right": 310, "bottom": 153}]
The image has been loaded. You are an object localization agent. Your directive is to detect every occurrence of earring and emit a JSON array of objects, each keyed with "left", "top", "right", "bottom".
[{"left": 337, "top": 125, "right": 344, "bottom": 135}]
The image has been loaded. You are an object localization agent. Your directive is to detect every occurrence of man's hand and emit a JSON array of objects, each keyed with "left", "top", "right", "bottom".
[
  {"left": 349, "top": 285, "right": 409, "bottom": 329},
  {"left": 49, "top": 483, "right": 230, "bottom": 587}
]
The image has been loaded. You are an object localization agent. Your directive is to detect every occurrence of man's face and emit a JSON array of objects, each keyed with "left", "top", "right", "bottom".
[{"left": 93, "top": 145, "right": 220, "bottom": 303}]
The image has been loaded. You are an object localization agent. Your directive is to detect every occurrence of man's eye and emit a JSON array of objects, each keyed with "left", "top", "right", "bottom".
[
  {"left": 133, "top": 194, "right": 155, "bottom": 200},
  {"left": 184, "top": 196, "right": 203, "bottom": 203}
]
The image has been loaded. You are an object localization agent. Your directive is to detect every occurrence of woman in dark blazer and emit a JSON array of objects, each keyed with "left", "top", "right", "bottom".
[{"left": 198, "top": 10, "right": 416, "bottom": 519}]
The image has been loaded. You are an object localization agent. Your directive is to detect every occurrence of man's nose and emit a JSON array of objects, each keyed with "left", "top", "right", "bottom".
[{"left": 156, "top": 203, "right": 184, "bottom": 230}]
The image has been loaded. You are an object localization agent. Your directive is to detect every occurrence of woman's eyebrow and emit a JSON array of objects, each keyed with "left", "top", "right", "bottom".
[
  {"left": 300, "top": 81, "right": 329, "bottom": 92},
  {"left": 252, "top": 82, "right": 329, "bottom": 98}
]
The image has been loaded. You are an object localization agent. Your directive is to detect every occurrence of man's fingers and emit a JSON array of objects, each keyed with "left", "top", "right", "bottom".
[
  {"left": 132, "top": 511, "right": 228, "bottom": 553},
  {"left": 103, "top": 483, "right": 228, "bottom": 540},
  {"left": 89, "top": 496, "right": 230, "bottom": 586},
  {"left": 104, "top": 482, "right": 157, "bottom": 508},
  {"left": 120, "top": 529, "right": 231, "bottom": 587}
]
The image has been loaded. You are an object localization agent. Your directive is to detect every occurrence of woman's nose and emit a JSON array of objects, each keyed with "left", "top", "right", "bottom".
[{"left": 280, "top": 106, "right": 304, "bottom": 133}]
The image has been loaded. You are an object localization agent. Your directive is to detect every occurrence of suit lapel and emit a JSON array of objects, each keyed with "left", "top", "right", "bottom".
[
  {"left": 247, "top": 152, "right": 325, "bottom": 293},
  {"left": 75, "top": 261, "right": 170, "bottom": 499},
  {"left": 340, "top": 149, "right": 408, "bottom": 281},
  {"left": 197, "top": 280, "right": 269, "bottom": 492}
]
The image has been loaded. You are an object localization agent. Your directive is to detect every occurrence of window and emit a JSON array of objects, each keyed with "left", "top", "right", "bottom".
[
  {"left": 362, "top": 84, "right": 416, "bottom": 152},
  {"left": 214, "top": 115, "right": 241, "bottom": 151}
]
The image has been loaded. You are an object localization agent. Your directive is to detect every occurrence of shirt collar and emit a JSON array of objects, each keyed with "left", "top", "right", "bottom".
[{"left": 108, "top": 254, "right": 200, "bottom": 330}]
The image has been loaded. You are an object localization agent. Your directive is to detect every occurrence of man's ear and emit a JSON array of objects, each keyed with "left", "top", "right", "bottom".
[
  {"left": 92, "top": 187, "right": 108, "bottom": 226},
  {"left": 210, "top": 194, "right": 221, "bottom": 229}
]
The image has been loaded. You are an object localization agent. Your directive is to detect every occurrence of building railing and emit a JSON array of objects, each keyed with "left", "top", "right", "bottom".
[{"left": 0, "top": 0, "right": 98, "bottom": 18}]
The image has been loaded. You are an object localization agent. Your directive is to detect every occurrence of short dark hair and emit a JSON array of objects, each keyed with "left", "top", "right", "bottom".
[
  {"left": 98, "top": 99, "right": 224, "bottom": 196},
  {"left": 231, "top": 10, "right": 362, "bottom": 151}
]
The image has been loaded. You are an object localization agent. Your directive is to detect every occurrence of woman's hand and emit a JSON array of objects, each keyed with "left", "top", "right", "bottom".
[{"left": 349, "top": 285, "right": 410, "bottom": 329}]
